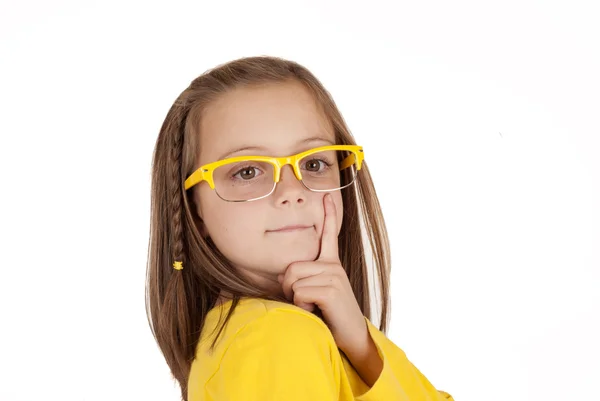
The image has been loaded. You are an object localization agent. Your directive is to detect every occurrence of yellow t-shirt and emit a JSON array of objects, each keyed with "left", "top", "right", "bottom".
[{"left": 188, "top": 298, "right": 453, "bottom": 401}]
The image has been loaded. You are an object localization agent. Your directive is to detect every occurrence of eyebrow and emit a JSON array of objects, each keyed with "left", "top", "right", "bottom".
[{"left": 217, "top": 136, "right": 335, "bottom": 160}]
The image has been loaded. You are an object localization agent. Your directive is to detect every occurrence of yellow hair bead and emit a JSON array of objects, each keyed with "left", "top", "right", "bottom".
[{"left": 173, "top": 261, "right": 183, "bottom": 270}]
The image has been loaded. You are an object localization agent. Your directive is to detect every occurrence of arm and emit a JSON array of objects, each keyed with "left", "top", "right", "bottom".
[{"left": 205, "top": 310, "right": 343, "bottom": 401}]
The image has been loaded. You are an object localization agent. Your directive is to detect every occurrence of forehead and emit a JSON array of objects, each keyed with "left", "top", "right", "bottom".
[{"left": 198, "top": 80, "right": 335, "bottom": 163}]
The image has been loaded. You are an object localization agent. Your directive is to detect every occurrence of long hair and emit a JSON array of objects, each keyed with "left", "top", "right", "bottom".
[{"left": 145, "top": 55, "right": 391, "bottom": 400}]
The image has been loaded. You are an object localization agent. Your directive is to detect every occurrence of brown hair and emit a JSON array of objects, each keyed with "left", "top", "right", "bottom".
[{"left": 145, "top": 56, "right": 391, "bottom": 400}]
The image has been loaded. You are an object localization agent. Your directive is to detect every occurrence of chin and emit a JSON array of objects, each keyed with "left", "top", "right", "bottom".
[
  {"left": 259, "top": 245, "right": 319, "bottom": 272},
  {"left": 281, "top": 246, "right": 320, "bottom": 265}
]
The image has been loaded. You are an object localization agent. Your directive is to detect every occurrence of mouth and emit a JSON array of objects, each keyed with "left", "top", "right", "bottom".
[{"left": 266, "top": 225, "right": 314, "bottom": 233}]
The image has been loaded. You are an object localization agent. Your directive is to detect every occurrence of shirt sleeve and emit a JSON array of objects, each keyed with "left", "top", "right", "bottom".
[
  {"left": 355, "top": 317, "right": 454, "bottom": 401},
  {"left": 205, "top": 309, "right": 343, "bottom": 401}
]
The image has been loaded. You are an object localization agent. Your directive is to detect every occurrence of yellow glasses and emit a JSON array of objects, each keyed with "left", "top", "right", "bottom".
[{"left": 184, "top": 145, "right": 364, "bottom": 202}]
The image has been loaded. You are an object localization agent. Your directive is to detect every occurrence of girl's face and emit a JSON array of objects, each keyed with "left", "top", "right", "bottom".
[{"left": 192, "top": 80, "right": 343, "bottom": 293}]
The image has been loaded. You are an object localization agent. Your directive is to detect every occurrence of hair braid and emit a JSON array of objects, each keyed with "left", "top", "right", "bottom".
[
  {"left": 157, "top": 105, "right": 194, "bottom": 399},
  {"left": 169, "top": 111, "right": 186, "bottom": 267}
]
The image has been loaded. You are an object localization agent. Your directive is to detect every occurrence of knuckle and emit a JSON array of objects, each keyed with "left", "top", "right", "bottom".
[
  {"left": 288, "top": 262, "right": 302, "bottom": 276},
  {"left": 294, "top": 291, "right": 306, "bottom": 305}
]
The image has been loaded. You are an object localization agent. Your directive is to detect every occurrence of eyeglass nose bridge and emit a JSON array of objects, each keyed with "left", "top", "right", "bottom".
[{"left": 272, "top": 156, "right": 303, "bottom": 183}]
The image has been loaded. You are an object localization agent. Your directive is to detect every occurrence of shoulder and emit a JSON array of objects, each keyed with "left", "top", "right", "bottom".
[
  {"left": 227, "top": 298, "right": 336, "bottom": 347},
  {"left": 202, "top": 297, "right": 335, "bottom": 350},
  {"left": 211, "top": 298, "right": 341, "bottom": 376}
]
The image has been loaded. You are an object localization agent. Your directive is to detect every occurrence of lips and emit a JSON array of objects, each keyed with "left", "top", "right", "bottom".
[{"left": 267, "top": 225, "right": 314, "bottom": 233}]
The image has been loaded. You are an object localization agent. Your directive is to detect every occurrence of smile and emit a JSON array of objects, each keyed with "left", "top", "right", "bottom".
[{"left": 267, "top": 225, "right": 314, "bottom": 233}]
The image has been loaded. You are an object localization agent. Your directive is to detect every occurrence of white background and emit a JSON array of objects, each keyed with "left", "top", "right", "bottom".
[{"left": 1, "top": 1, "right": 598, "bottom": 400}]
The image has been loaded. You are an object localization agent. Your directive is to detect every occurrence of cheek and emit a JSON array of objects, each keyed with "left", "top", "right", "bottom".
[
  {"left": 203, "top": 202, "right": 252, "bottom": 236},
  {"left": 198, "top": 194, "right": 262, "bottom": 252}
]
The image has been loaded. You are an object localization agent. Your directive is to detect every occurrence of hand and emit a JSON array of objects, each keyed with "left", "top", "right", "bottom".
[{"left": 277, "top": 193, "right": 368, "bottom": 356}]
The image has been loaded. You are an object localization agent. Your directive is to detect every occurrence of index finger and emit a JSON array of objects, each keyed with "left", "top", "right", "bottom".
[{"left": 317, "top": 193, "right": 339, "bottom": 262}]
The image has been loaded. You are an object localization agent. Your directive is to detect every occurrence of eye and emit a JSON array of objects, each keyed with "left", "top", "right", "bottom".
[
  {"left": 303, "top": 159, "right": 328, "bottom": 172},
  {"left": 233, "top": 166, "right": 262, "bottom": 180}
]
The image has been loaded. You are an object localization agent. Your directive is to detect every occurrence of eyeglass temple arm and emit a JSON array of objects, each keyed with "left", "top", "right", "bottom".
[{"left": 339, "top": 153, "right": 357, "bottom": 171}]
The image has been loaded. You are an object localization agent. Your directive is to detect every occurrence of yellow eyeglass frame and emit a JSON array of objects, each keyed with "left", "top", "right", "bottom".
[{"left": 184, "top": 144, "right": 364, "bottom": 193}]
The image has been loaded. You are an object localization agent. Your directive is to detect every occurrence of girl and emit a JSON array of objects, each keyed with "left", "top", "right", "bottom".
[{"left": 146, "top": 56, "right": 454, "bottom": 401}]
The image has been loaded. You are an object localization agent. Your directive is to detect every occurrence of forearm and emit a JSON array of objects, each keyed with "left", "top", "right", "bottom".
[{"left": 343, "top": 324, "right": 384, "bottom": 387}]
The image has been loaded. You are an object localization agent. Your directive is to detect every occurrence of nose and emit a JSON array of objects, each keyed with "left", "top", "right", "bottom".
[{"left": 272, "top": 165, "right": 307, "bottom": 206}]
